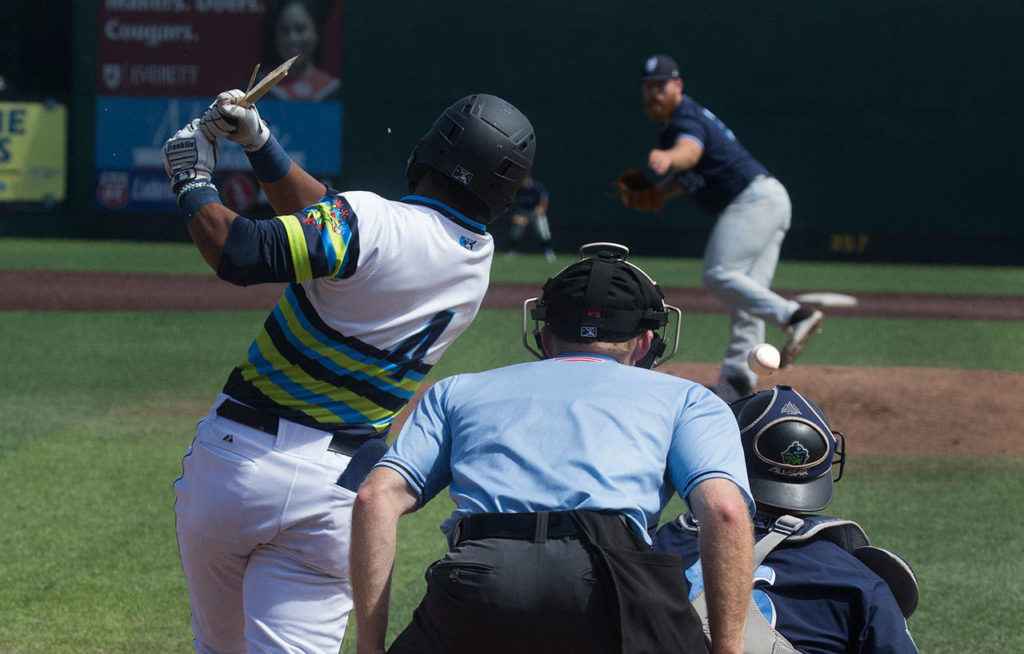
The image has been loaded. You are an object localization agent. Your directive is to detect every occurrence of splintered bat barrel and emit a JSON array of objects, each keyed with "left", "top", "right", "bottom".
[{"left": 233, "top": 55, "right": 299, "bottom": 108}]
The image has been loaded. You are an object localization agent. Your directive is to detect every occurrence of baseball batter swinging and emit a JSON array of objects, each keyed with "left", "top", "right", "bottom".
[
  {"left": 162, "top": 92, "right": 535, "bottom": 653},
  {"left": 628, "top": 54, "right": 824, "bottom": 402}
]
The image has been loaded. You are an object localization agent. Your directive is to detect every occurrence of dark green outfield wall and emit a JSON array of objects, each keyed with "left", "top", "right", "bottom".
[
  {"left": 14, "top": 1, "right": 1018, "bottom": 263},
  {"left": 339, "top": 1, "right": 1022, "bottom": 263}
]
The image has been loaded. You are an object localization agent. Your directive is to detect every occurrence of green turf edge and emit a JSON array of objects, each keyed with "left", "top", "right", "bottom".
[{"left": 2, "top": 237, "right": 1023, "bottom": 295}]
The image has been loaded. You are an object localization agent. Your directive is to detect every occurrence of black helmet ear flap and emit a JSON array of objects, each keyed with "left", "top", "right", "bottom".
[
  {"left": 534, "top": 329, "right": 547, "bottom": 359},
  {"left": 523, "top": 296, "right": 546, "bottom": 360},
  {"left": 636, "top": 334, "right": 667, "bottom": 369}
]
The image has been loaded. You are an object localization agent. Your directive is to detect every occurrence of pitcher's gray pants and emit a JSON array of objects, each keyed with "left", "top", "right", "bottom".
[{"left": 702, "top": 175, "right": 799, "bottom": 390}]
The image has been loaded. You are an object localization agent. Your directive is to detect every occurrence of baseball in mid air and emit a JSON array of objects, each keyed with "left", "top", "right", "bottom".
[{"left": 748, "top": 343, "right": 781, "bottom": 375}]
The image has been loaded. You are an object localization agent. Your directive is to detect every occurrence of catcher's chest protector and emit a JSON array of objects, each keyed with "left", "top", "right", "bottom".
[
  {"left": 689, "top": 593, "right": 799, "bottom": 654},
  {"left": 685, "top": 514, "right": 919, "bottom": 654}
]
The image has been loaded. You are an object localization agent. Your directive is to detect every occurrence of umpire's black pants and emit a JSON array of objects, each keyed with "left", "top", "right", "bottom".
[{"left": 388, "top": 533, "right": 618, "bottom": 653}]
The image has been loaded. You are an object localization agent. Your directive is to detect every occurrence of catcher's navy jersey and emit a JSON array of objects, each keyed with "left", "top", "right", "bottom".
[
  {"left": 220, "top": 190, "right": 493, "bottom": 436},
  {"left": 653, "top": 513, "right": 919, "bottom": 654},
  {"left": 659, "top": 95, "right": 768, "bottom": 215},
  {"left": 378, "top": 354, "right": 753, "bottom": 541}
]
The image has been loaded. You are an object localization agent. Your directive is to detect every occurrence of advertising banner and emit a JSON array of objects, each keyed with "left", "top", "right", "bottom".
[
  {"left": 0, "top": 101, "right": 68, "bottom": 203},
  {"left": 94, "top": 0, "right": 344, "bottom": 213}
]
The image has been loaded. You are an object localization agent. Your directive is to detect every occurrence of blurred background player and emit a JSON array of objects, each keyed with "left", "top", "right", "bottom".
[
  {"left": 504, "top": 171, "right": 556, "bottom": 262},
  {"left": 634, "top": 54, "right": 823, "bottom": 401},
  {"left": 163, "top": 92, "right": 535, "bottom": 653},
  {"left": 654, "top": 385, "right": 919, "bottom": 654}
]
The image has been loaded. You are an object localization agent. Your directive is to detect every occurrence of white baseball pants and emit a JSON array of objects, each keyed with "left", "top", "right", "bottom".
[{"left": 173, "top": 395, "right": 355, "bottom": 653}]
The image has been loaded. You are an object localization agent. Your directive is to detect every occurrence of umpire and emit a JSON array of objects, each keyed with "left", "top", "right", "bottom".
[{"left": 351, "top": 244, "right": 755, "bottom": 654}]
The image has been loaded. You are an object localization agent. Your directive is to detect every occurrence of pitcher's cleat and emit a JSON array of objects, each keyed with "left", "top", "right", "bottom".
[{"left": 780, "top": 308, "right": 824, "bottom": 368}]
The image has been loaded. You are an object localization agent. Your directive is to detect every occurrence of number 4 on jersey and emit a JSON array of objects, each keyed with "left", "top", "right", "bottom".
[{"left": 387, "top": 310, "right": 454, "bottom": 381}]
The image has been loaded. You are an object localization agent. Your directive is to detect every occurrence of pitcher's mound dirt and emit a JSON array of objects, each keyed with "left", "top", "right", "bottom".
[{"left": 657, "top": 362, "right": 1024, "bottom": 456}]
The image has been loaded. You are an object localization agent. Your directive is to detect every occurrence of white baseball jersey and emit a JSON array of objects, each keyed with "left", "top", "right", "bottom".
[{"left": 222, "top": 190, "right": 494, "bottom": 435}]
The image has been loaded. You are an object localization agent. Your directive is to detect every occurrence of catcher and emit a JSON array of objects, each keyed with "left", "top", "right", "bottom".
[
  {"left": 618, "top": 54, "right": 825, "bottom": 402},
  {"left": 653, "top": 385, "right": 920, "bottom": 653}
]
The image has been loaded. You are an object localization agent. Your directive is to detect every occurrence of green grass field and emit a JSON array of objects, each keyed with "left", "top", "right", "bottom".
[{"left": 1, "top": 238, "right": 1022, "bottom": 652}]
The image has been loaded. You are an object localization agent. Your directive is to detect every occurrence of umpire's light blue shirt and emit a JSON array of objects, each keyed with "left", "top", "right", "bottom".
[{"left": 377, "top": 354, "right": 754, "bottom": 542}]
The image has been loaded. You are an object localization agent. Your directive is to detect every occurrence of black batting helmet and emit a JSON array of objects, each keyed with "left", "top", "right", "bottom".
[
  {"left": 407, "top": 93, "right": 536, "bottom": 223},
  {"left": 731, "top": 385, "right": 846, "bottom": 513},
  {"left": 522, "top": 242, "right": 682, "bottom": 368}
]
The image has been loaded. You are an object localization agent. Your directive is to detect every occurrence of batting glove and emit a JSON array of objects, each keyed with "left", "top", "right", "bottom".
[
  {"left": 162, "top": 118, "right": 219, "bottom": 194},
  {"left": 200, "top": 89, "right": 270, "bottom": 152}
]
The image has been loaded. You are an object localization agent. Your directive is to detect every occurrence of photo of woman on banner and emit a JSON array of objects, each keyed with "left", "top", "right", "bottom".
[{"left": 259, "top": 0, "right": 343, "bottom": 102}]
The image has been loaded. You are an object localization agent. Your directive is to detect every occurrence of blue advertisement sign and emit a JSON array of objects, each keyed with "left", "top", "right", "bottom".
[
  {"left": 94, "top": 0, "right": 345, "bottom": 213},
  {"left": 94, "top": 97, "right": 342, "bottom": 211}
]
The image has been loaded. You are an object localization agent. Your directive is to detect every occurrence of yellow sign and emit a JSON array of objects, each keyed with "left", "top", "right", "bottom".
[{"left": 0, "top": 101, "right": 68, "bottom": 203}]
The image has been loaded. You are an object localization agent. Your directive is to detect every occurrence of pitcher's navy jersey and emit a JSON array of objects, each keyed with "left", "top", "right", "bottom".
[
  {"left": 659, "top": 95, "right": 768, "bottom": 215},
  {"left": 653, "top": 512, "right": 919, "bottom": 654},
  {"left": 220, "top": 190, "right": 493, "bottom": 436}
]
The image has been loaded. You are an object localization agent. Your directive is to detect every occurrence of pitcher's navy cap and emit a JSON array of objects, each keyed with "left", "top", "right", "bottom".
[{"left": 639, "top": 54, "right": 680, "bottom": 82}]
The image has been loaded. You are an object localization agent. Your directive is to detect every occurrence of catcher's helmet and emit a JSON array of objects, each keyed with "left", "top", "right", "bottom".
[
  {"left": 407, "top": 93, "right": 536, "bottom": 223},
  {"left": 522, "top": 242, "right": 682, "bottom": 368},
  {"left": 731, "top": 386, "right": 846, "bottom": 513}
]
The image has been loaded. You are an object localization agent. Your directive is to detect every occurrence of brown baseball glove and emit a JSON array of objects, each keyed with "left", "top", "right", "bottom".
[{"left": 616, "top": 169, "right": 666, "bottom": 211}]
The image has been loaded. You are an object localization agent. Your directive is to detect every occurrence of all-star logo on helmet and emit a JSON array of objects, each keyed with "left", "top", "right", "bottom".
[
  {"left": 732, "top": 386, "right": 846, "bottom": 512},
  {"left": 782, "top": 441, "right": 811, "bottom": 465}
]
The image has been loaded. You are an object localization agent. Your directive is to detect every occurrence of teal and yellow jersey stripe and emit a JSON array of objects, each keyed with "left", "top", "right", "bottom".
[
  {"left": 219, "top": 190, "right": 491, "bottom": 437},
  {"left": 277, "top": 194, "right": 358, "bottom": 282},
  {"left": 217, "top": 192, "right": 359, "bottom": 286},
  {"left": 223, "top": 283, "right": 448, "bottom": 435}
]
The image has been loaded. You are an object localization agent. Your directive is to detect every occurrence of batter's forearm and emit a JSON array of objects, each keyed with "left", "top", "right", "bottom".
[
  {"left": 245, "top": 134, "right": 327, "bottom": 215},
  {"left": 186, "top": 201, "right": 237, "bottom": 272},
  {"left": 260, "top": 165, "right": 327, "bottom": 216}
]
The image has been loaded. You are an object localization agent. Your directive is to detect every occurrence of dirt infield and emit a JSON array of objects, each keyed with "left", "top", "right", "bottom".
[
  {"left": 3, "top": 270, "right": 1021, "bottom": 456},
  {"left": 3, "top": 271, "right": 1024, "bottom": 319}
]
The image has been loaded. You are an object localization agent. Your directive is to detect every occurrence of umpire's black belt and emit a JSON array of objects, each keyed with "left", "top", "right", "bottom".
[
  {"left": 452, "top": 511, "right": 579, "bottom": 547},
  {"left": 216, "top": 399, "right": 364, "bottom": 457}
]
